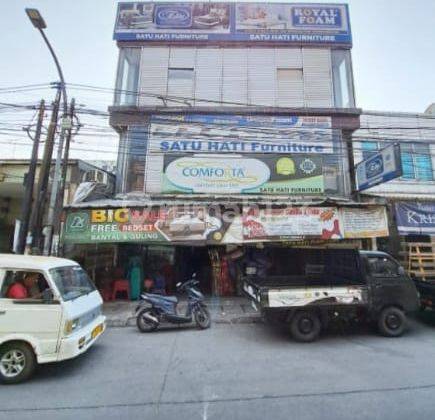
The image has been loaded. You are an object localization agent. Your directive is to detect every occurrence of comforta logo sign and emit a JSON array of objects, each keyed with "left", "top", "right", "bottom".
[
  {"left": 164, "top": 156, "right": 270, "bottom": 193},
  {"left": 155, "top": 5, "right": 192, "bottom": 28},
  {"left": 292, "top": 7, "right": 342, "bottom": 28}
]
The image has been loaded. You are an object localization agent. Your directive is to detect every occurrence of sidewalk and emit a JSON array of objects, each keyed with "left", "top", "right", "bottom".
[{"left": 104, "top": 296, "right": 262, "bottom": 327}]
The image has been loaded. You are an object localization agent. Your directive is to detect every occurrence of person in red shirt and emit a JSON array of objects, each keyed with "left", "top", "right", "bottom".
[{"left": 6, "top": 281, "right": 28, "bottom": 299}]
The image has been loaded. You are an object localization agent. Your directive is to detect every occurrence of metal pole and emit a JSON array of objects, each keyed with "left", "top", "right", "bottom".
[
  {"left": 52, "top": 98, "right": 76, "bottom": 256},
  {"left": 27, "top": 89, "right": 61, "bottom": 254},
  {"left": 35, "top": 27, "right": 69, "bottom": 256},
  {"left": 17, "top": 99, "right": 45, "bottom": 254}
]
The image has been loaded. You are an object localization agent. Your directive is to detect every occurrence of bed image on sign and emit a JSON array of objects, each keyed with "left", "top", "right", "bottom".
[{"left": 267, "top": 286, "right": 367, "bottom": 308}]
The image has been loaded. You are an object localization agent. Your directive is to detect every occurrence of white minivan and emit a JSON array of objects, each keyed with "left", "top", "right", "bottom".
[{"left": 0, "top": 254, "right": 106, "bottom": 384}]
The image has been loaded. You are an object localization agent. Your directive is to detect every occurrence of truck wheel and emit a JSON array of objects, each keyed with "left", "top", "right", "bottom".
[
  {"left": 0, "top": 342, "right": 36, "bottom": 384},
  {"left": 377, "top": 307, "right": 406, "bottom": 337},
  {"left": 290, "top": 311, "right": 321, "bottom": 342}
]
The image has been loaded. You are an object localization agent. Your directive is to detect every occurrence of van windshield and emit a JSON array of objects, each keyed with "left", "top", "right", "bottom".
[{"left": 49, "top": 266, "right": 96, "bottom": 301}]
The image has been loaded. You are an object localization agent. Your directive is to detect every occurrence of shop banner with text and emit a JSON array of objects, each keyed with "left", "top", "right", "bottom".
[
  {"left": 63, "top": 207, "right": 242, "bottom": 245},
  {"left": 114, "top": 2, "right": 352, "bottom": 45},
  {"left": 340, "top": 207, "right": 389, "bottom": 239},
  {"left": 162, "top": 154, "right": 324, "bottom": 195},
  {"left": 395, "top": 202, "right": 435, "bottom": 235}
]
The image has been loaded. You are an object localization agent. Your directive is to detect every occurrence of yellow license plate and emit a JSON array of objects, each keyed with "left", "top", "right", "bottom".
[{"left": 91, "top": 324, "right": 103, "bottom": 339}]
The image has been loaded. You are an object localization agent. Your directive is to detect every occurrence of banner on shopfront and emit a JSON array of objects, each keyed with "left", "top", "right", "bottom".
[
  {"left": 162, "top": 154, "right": 324, "bottom": 195},
  {"left": 242, "top": 207, "right": 342, "bottom": 241},
  {"left": 395, "top": 202, "right": 435, "bottom": 235},
  {"left": 149, "top": 114, "right": 334, "bottom": 155},
  {"left": 114, "top": 2, "right": 351, "bottom": 45},
  {"left": 63, "top": 205, "right": 389, "bottom": 245},
  {"left": 340, "top": 207, "right": 389, "bottom": 239},
  {"left": 63, "top": 206, "right": 242, "bottom": 245}
]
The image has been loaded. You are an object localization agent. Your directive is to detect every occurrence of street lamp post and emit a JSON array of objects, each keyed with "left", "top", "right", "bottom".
[{"left": 25, "top": 8, "right": 71, "bottom": 255}]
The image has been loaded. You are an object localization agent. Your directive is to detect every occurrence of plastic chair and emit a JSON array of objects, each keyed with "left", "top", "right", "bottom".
[{"left": 111, "top": 279, "right": 130, "bottom": 300}]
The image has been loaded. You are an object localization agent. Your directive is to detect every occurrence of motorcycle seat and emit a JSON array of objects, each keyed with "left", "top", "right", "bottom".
[{"left": 144, "top": 293, "right": 178, "bottom": 303}]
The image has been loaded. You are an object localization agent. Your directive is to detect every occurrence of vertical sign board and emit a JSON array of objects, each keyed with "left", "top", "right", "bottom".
[
  {"left": 356, "top": 144, "right": 402, "bottom": 191},
  {"left": 114, "top": 2, "right": 352, "bottom": 46}
]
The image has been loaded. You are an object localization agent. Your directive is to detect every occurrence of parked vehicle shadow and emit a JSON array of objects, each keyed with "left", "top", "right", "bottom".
[{"left": 414, "top": 309, "right": 435, "bottom": 326}]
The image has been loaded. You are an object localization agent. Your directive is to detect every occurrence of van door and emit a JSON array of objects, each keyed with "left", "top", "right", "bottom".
[
  {"left": 0, "top": 269, "right": 63, "bottom": 357},
  {"left": 365, "top": 255, "right": 418, "bottom": 313}
]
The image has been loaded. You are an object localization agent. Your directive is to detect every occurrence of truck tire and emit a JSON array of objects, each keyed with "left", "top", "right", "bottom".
[
  {"left": 0, "top": 342, "right": 36, "bottom": 384},
  {"left": 377, "top": 307, "right": 406, "bottom": 337},
  {"left": 290, "top": 311, "right": 321, "bottom": 342}
]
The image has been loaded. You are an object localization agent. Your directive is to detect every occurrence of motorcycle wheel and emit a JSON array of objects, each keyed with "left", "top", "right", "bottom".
[
  {"left": 136, "top": 309, "right": 159, "bottom": 332},
  {"left": 194, "top": 306, "right": 211, "bottom": 329}
]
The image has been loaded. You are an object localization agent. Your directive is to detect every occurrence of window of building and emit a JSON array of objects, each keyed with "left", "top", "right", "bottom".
[
  {"left": 332, "top": 50, "right": 355, "bottom": 108},
  {"left": 114, "top": 48, "right": 140, "bottom": 106},
  {"left": 276, "top": 68, "right": 304, "bottom": 107},
  {"left": 360, "top": 141, "right": 433, "bottom": 181},
  {"left": 167, "top": 68, "right": 194, "bottom": 99}
]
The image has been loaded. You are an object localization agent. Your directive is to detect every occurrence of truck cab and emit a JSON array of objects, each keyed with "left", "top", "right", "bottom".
[{"left": 0, "top": 254, "right": 106, "bottom": 384}]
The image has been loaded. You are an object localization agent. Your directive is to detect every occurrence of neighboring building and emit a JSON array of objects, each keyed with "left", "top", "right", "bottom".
[
  {"left": 0, "top": 159, "right": 115, "bottom": 252},
  {"left": 63, "top": 2, "right": 391, "bottom": 297},
  {"left": 353, "top": 110, "right": 435, "bottom": 265}
]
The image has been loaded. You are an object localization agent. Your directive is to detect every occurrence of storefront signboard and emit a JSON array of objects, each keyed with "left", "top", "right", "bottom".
[
  {"left": 395, "top": 202, "right": 435, "bottom": 235},
  {"left": 242, "top": 207, "right": 342, "bottom": 241},
  {"left": 149, "top": 114, "right": 334, "bottom": 155},
  {"left": 63, "top": 207, "right": 242, "bottom": 245},
  {"left": 63, "top": 205, "right": 389, "bottom": 245},
  {"left": 114, "top": 2, "right": 352, "bottom": 46},
  {"left": 340, "top": 207, "right": 389, "bottom": 238},
  {"left": 162, "top": 154, "right": 324, "bottom": 195},
  {"left": 356, "top": 144, "right": 402, "bottom": 191}
]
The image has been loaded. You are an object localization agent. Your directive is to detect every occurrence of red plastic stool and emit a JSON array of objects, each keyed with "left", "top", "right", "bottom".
[{"left": 111, "top": 280, "right": 130, "bottom": 300}]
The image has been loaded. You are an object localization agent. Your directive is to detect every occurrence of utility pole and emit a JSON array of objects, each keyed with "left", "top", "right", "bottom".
[
  {"left": 43, "top": 94, "right": 71, "bottom": 256},
  {"left": 26, "top": 89, "right": 61, "bottom": 254},
  {"left": 16, "top": 99, "right": 45, "bottom": 254},
  {"left": 51, "top": 98, "right": 76, "bottom": 256}
]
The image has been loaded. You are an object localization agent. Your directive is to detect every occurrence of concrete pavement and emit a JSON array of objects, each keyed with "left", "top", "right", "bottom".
[{"left": 1, "top": 314, "right": 435, "bottom": 419}]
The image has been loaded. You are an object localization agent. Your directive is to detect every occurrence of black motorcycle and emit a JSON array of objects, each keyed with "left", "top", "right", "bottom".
[{"left": 136, "top": 273, "right": 211, "bottom": 332}]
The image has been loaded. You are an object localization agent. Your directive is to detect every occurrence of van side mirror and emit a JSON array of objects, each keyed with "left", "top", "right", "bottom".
[{"left": 398, "top": 266, "right": 406, "bottom": 276}]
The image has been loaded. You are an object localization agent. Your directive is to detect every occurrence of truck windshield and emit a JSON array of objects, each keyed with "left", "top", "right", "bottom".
[{"left": 49, "top": 266, "right": 96, "bottom": 301}]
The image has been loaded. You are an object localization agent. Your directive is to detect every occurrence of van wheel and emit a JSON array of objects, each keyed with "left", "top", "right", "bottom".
[
  {"left": 377, "top": 307, "right": 406, "bottom": 337},
  {"left": 290, "top": 311, "right": 321, "bottom": 342},
  {"left": 0, "top": 342, "right": 36, "bottom": 384}
]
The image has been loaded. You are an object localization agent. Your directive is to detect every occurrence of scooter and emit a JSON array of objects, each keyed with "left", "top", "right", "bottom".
[{"left": 135, "top": 273, "right": 211, "bottom": 332}]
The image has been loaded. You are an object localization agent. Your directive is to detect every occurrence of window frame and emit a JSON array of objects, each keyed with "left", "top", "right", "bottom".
[{"left": 332, "top": 49, "right": 356, "bottom": 108}]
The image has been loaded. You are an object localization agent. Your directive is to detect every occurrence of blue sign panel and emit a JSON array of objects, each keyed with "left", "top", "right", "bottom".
[
  {"left": 395, "top": 202, "right": 435, "bottom": 235},
  {"left": 114, "top": 2, "right": 352, "bottom": 46},
  {"left": 292, "top": 6, "right": 342, "bottom": 28},
  {"left": 356, "top": 144, "right": 402, "bottom": 191}
]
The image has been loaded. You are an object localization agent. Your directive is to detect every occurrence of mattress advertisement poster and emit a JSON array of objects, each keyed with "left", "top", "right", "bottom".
[
  {"left": 242, "top": 207, "right": 342, "bottom": 241},
  {"left": 114, "top": 2, "right": 352, "bottom": 45},
  {"left": 63, "top": 206, "right": 242, "bottom": 245},
  {"left": 162, "top": 154, "right": 324, "bottom": 195}
]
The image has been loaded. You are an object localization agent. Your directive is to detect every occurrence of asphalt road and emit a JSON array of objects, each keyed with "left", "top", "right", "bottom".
[{"left": 2, "top": 314, "right": 435, "bottom": 420}]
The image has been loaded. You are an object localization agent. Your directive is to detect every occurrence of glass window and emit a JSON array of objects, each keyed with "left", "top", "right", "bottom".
[
  {"left": 115, "top": 48, "right": 140, "bottom": 106},
  {"left": 50, "top": 266, "right": 96, "bottom": 302},
  {"left": 332, "top": 50, "right": 355, "bottom": 108},
  {"left": 361, "top": 141, "right": 379, "bottom": 160},
  {"left": 400, "top": 143, "right": 433, "bottom": 181},
  {"left": 0, "top": 271, "right": 50, "bottom": 300},
  {"left": 367, "top": 257, "right": 400, "bottom": 277}
]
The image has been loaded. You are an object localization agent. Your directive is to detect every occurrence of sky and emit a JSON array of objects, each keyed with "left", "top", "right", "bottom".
[{"left": 0, "top": 0, "right": 434, "bottom": 160}]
